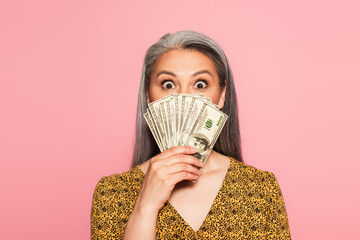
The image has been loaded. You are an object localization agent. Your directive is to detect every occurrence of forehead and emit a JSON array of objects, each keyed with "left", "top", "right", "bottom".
[{"left": 152, "top": 49, "right": 217, "bottom": 74}]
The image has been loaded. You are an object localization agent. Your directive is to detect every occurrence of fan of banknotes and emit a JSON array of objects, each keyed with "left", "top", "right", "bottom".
[{"left": 144, "top": 94, "right": 228, "bottom": 167}]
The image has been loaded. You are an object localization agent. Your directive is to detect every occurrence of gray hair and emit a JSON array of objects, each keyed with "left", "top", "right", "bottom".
[{"left": 131, "top": 30, "right": 243, "bottom": 167}]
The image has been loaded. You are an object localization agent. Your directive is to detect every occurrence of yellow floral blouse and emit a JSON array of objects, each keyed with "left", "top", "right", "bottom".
[{"left": 91, "top": 157, "right": 291, "bottom": 239}]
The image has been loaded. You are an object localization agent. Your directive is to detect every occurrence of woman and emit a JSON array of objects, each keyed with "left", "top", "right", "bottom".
[{"left": 91, "top": 30, "right": 291, "bottom": 239}]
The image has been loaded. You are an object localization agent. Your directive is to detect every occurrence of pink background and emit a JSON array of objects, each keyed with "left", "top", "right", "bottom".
[{"left": 1, "top": 0, "right": 359, "bottom": 239}]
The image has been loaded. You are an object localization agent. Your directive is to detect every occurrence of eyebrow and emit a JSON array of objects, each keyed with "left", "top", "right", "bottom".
[{"left": 156, "top": 70, "right": 213, "bottom": 78}]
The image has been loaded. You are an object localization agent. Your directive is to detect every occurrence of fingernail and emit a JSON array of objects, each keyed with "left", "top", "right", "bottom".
[{"left": 191, "top": 147, "right": 197, "bottom": 152}]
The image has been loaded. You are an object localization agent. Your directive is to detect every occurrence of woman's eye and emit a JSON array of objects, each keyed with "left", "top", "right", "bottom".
[
  {"left": 161, "top": 80, "right": 176, "bottom": 89},
  {"left": 194, "top": 80, "right": 208, "bottom": 89}
]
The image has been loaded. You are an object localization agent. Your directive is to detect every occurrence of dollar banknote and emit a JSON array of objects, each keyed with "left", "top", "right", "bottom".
[{"left": 144, "top": 94, "right": 228, "bottom": 174}]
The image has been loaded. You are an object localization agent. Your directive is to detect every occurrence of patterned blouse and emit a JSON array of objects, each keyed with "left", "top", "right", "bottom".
[{"left": 91, "top": 157, "right": 291, "bottom": 239}]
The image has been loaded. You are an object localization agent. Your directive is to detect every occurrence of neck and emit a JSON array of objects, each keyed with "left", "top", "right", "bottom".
[{"left": 201, "top": 150, "right": 227, "bottom": 174}]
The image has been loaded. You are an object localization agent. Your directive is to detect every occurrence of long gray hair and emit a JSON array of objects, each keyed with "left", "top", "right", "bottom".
[{"left": 131, "top": 30, "right": 243, "bottom": 167}]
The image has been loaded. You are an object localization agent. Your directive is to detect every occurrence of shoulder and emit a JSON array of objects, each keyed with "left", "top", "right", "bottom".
[
  {"left": 92, "top": 166, "right": 143, "bottom": 199},
  {"left": 227, "top": 158, "right": 291, "bottom": 238},
  {"left": 228, "top": 157, "right": 284, "bottom": 202},
  {"left": 91, "top": 167, "right": 144, "bottom": 238},
  {"left": 229, "top": 157, "right": 279, "bottom": 187}
]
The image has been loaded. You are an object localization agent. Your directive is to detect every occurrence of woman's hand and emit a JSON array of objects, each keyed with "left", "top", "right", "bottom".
[
  {"left": 136, "top": 146, "right": 204, "bottom": 213},
  {"left": 123, "top": 146, "right": 203, "bottom": 239}
]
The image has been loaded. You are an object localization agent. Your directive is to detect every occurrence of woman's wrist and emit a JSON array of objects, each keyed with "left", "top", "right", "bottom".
[
  {"left": 124, "top": 200, "right": 158, "bottom": 240},
  {"left": 133, "top": 199, "right": 159, "bottom": 217}
]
